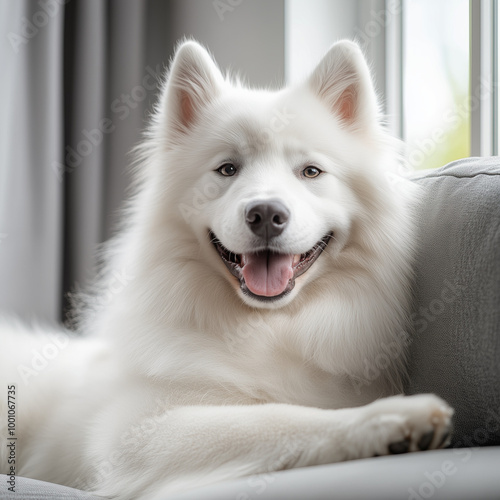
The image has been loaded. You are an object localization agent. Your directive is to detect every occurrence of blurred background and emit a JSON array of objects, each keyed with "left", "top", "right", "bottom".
[{"left": 0, "top": 0, "right": 495, "bottom": 324}]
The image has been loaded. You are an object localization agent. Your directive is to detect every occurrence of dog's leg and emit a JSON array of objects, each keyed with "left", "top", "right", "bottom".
[{"left": 95, "top": 393, "right": 452, "bottom": 500}]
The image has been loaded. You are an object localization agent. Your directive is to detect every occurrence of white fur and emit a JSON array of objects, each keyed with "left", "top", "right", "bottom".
[{"left": 0, "top": 40, "right": 453, "bottom": 499}]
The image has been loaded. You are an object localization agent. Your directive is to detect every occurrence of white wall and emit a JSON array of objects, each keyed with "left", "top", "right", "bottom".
[{"left": 166, "top": 0, "right": 285, "bottom": 88}]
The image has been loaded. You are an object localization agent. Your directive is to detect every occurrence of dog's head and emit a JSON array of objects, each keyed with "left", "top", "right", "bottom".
[{"left": 154, "top": 40, "right": 399, "bottom": 309}]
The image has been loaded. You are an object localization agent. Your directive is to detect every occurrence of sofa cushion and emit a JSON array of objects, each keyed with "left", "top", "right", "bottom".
[
  {"left": 406, "top": 157, "right": 500, "bottom": 446},
  {"left": 164, "top": 447, "right": 500, "bottom": 500},
  {"left": 0, "top": 474, "right": 99, "bottom": 499}
]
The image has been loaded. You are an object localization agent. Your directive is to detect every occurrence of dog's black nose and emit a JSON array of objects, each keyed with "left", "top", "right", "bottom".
[{"left": 245, "top": 200, "right": 290, "bottom": 240}]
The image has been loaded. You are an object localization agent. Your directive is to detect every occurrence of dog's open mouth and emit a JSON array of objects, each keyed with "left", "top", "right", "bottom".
[{"left": 210, "top": 231, "right": 332, "bottom": 301}]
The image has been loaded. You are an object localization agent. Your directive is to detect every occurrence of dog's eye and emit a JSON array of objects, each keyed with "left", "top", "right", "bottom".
[
  {"left": 217, "top": 163, "right": 237, "bottom": 177},
  {"left": 302, "top": 166, "right": 322, "bottom": 178}
]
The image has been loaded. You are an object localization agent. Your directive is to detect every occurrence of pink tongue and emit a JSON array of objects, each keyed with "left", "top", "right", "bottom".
[{"left": 242, "top": 251, "right": 294, "bottom": 297}]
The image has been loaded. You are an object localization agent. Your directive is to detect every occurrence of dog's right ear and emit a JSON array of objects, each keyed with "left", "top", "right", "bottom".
[{"left": 164, "top": 40, "right": 224, "bottom": 140}]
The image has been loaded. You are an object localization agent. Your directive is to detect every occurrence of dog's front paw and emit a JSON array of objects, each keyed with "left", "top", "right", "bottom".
[{"left": 350, "top": 394, "right": 454, "bottom": 459}]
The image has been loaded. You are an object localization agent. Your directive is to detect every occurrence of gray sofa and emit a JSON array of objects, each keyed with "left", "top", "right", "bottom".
[{"left": 2, "top": 157, "right": 499, "bottom": 499}]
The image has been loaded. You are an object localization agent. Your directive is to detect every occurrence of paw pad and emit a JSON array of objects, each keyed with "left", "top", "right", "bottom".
[
  {"left": 389, "top": 438, "right": 410, "bottom": 454},
  {"left": 417, "top": 430, "right": 435, "bottom": 451}
]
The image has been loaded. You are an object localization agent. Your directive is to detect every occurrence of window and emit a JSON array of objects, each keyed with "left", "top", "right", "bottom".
[
  {"left": 285, "top": 0, "right": 497, "bottom": 169},
  {"left": 403, "top": 0, "right": 470, "bottom": 170}
]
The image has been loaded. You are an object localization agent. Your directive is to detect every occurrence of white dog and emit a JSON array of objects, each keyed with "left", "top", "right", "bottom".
[{"left": 1, "top": 40, "right": 453, "bottom": 500}]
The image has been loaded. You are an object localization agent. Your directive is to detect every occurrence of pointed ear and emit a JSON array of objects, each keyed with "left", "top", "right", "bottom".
[
  {"left": 308, "top": 40, "right": 379, "bottom": 130},
  {"left": 165, "top": 41, "right": 224, "bottom": 136}
]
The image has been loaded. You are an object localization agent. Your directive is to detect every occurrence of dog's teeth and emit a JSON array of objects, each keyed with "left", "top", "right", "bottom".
[{"left": 293, "top": 254, "right": 301, "bottom": 266}]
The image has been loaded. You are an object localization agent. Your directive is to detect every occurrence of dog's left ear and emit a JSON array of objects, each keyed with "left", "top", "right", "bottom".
[
  {"left": 164, "top": 40, "right": 224, "bottom": 138},
  {"left": 308, "top": 40, "right": 379, "bottom": 131}
]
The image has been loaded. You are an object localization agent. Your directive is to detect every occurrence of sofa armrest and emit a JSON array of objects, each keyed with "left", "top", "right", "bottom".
[{"left": 406, "top": 157, "right": 500, "bottom": 446}]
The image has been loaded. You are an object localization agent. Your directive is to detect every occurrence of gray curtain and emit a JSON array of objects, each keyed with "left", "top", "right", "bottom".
[
  {"left": 0, "top": 0, "right": 65, "bottom": 324},
  {"left": 0, "top": 0, "right": 285, "bottom": 325},
  {"left": 0, "top": 0, "right": 171, "bottom": 323}
]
